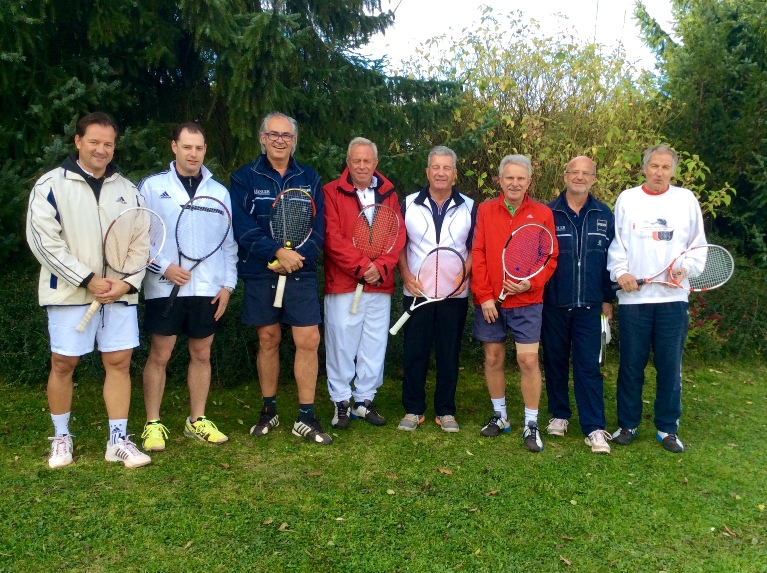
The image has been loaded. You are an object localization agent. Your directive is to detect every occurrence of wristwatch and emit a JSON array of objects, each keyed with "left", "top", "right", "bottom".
[{"left": 222, "top": 285, "right": 234, "bottom": 294}]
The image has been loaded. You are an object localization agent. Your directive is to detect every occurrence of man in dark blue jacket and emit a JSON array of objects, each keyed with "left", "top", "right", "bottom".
[
  {"left": 542, "top": 156, "right": 615, "bottom": 453},
  {"left": 230, "top": 112, "right": 331, "bottom": 445}
]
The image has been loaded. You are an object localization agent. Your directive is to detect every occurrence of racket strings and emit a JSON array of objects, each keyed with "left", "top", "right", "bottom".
[
  {"left": 686, "top": 246, "right": 734, "bottom": 290},
  {"left": 352, "top": 206, "right": 399, "bottom": 259},
  {"left": 271, "top": 191, "right": 315, "bottom": 247},
  {"left": 418, "top": 250, "right": 465, "bottom": 298},
  {"left": 104, "top": 210, "right": 161, "bottom": 273},
  {"left": 504, "top": 228, "right": 552, "bottom": 279},
  {"left": 177, "top": 198, "right": 231, "bottom": 260}
]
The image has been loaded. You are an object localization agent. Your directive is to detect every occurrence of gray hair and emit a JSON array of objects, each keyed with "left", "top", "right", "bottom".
[
  {"left": 347, "top": 137, "right": 378, "bottom": 160},
  {"left": 499, "top": 154, "right": 532, "bottom": 178},
  {"left": 259, "top": 112, "right": 298, "bottom": 154},
  {"left": 642, "top": 144, "right": 678, "bottom": 172},
  {"left": 427, "top": 145, "right": 457, "bottom": 168}
]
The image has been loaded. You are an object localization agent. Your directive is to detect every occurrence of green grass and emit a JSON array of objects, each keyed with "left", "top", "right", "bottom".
[{"left": 1, "top": 355, "right": 766, "bottom": 572}]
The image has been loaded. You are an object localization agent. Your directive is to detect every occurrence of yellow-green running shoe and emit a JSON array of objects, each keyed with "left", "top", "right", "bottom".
[
  {"left": 184, "top": 416, "right": 228, "bottom": 445},
  {"left": 141, "top": 421, "right": 169, "bottom": 452}
]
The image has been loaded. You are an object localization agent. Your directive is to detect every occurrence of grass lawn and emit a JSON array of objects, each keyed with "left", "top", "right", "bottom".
[{"left": 1, "top": 355, "right": 766, "bottom": 572}]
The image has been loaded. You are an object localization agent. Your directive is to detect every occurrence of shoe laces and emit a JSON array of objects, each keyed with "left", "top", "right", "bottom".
[
  {"left": 141, "top": 422, "right": 168, "bottom": 440},
  {"left": 403, "top": 414, "right": 421, "bottom": 423},
  {"left": 335, "top": 402, "right": 349, "bottom": 419},
  {"left": 192, "top": 417, "right": 219, "bottom": 435},
  {"left": 440, "top": 415, "right": 456, "bottom": 423},
  {"left": 590, "top": 429, "right": 611, "bottom": 444},
  {"left": 525, "top": 423, "right": 539, "bottom": 439},
  {"left": 117, "top": 435, "right": 142, "bottom": 456},
  {"left": 49, "top": 435, "right": 72, "bottom": 455},
  {"left": 487, "top": 414, "right": 502, "bottom": 427}
]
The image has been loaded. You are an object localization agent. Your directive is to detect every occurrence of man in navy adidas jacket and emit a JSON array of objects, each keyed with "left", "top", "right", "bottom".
[{"left": 541, "top": 156, "right": 615, "bottom": 454}]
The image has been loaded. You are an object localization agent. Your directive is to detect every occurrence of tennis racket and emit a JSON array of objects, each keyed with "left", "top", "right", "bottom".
[
  {"left": 389, "top": 247, "right": 467, "bottom": 335},
  {"left": 497, "top": 223, "right": 554, "bottom": 305},
  {"left": 163, "top": 195, "right": 232, "bottom": 317},
  {"left": 350, "top": 204, "right": 400, "bottom": 314},
  {"left": 612, "top": 244, "right": 734, "bottom": 292},
  {"left": 76, "top": 207, "right": 166, "bottom": 332},
  {"left": 270, "top": 188, "right": 316, "bottom": 308}
]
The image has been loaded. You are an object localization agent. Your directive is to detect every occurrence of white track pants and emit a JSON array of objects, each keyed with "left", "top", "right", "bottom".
[{"left": 324, "top": 292, "right": 391, "bottom": 403}]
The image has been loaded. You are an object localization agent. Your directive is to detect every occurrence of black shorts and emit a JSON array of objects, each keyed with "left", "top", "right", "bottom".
[
  {"left": 144, "top": 296, "right": 223, "bottom": 339},
  {"left": 241, "top": 276, "right": 321, "bottom": 327}
]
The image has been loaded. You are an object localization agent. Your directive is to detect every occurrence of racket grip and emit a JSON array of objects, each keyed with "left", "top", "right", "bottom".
[
  {"left": 76, "top": 300, "right": 102, "bottom": 333},
  {"left": 611, "top": 279, "right": 646, "bottom": 291},
  {"left": 163, "top": 285, "right": 181, "bottom": 318},
  {"left": 274, "top": 275, "right": 287, "bottom": 308},
  {"left": 389, "top": 311, "right": 411, "bottom": 335},
  {"left": 350, "top": 282, "right": 364, "bottom": 314}
]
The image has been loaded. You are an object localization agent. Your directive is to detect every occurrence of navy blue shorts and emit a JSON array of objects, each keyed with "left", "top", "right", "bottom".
[
  {"left": 241, "top": 276, "right": 321, "bottom": 327},
  {"left": 144, "top": 296, "right": 222, "bottom": 339},
  {"left": 472, "top": 304, "right": 542, "bottom": 344}
]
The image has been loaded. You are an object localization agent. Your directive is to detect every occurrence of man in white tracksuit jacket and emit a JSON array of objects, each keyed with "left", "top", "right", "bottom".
[{"left": 139, "top": 122, "right": 237, "bottom": 452}]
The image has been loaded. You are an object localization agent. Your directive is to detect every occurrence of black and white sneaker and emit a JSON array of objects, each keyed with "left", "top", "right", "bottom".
[
  {"left": 350, "top": 400, "right": 386, "bottom": 426},
  {"left": 522, "top": 421, "right": 543, "bottom": 452},
  {"left": 657, "top": 431, "right": 684, "bottom": 453},
  {"left": 250, "top": 409, "right": 279, "bottom": 437},
  {"left": 292, "top": 416, "right": 333, "bottom": 445},
  {"left": 332, "top": 401, "right": 350, "bottom": 429},
  {"left": 611, "top": 427, "right": 637, "bottom": 446},
  {"left": 480, "top": 414, "right": 511, "bottom": 437}
]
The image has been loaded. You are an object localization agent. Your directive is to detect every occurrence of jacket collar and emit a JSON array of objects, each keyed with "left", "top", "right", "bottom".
[
  {"left": 336, "top": 167, "right": 396, "bottom": 201},
  {"left": 413, "top": 186, "right": 465, "bottom": 208},
  {"left": 549, "top": 190, "right": 599, "bottom": 213},
  {"left": 61, "top": 154, "right": 119, "bottom": 181}
]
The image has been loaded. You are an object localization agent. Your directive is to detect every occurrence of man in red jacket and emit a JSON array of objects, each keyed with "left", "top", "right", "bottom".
[
  {"left": 471, "top": 154, "right": 558, "bottom": 452},
  {"left": 322, "top": 137, "right": 406, "bottom": 429}
]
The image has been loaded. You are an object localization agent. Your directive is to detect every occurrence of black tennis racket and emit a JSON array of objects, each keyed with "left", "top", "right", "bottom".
[
  {"left": 497, "top": 223, "right": 554, "bottom": 305},
  {"left": 163, "top": 195, "right": 232, "bottom": 317},
  {"left": 389, "top": 247, "right": 467, "bottom": 335},
  {"left": 77, "top": 207, "right": 166, "bottom": 332},
  {"left": 270, "top": 188, "right": 316, "bottom": 308}
]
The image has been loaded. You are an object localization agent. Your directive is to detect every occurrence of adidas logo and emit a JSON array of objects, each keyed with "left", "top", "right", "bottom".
[
  {"left": 159, "top": 191, "right": 172, "bottom": 199},
  {"left": 116, "top": 196, "right": 128, "bottom": 204},
  {"left": 526, "top": 214, "right": 534, "bottom": 218}
]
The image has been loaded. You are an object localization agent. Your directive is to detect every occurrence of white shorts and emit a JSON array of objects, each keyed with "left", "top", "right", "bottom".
[{"left": 47, "top": 304, "right": 139, "bottom": 357}]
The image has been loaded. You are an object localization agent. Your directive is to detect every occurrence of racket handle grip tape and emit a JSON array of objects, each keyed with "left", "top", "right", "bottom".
[
  {"left": 350, "top": 282, "right": 364, "bottom": 314},
  {"left": 163, "top": 284, "right": 181, "bottom": 317},
  {"left": 273, "top": 275, "right": 287, "bottom": 308},
  {"left": 76, "top": 300, "right": 102, "bottom": 333},
  {"left": 389, "top": 310, "right": 412, "bottom": 335},
  {"left": 610, "top": 278, "right": 646, "bottom": 291}
]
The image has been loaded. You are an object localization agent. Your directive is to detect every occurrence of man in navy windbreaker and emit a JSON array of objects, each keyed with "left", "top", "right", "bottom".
[
  {"left": 230, "top": 112, "right": 331, "bottom": 445},
  {"left": 541, "top": 156, "right": 615, "bottom": 453}
]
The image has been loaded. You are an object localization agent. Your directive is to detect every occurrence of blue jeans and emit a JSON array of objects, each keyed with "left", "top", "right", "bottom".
[
  {"left": 616, "top": 302, "right": 689, "bottom": 433},
  {"left": 541, "top": 305, "right": 605, "bottom": 436}
]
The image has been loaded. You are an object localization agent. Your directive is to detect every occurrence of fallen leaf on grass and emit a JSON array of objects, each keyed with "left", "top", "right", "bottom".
[
  {"left": 570, "top": 500, "right": 577, "bottom": 506},
  {"left": 277, "top": 522, "right": 289, "bottom": 532},
  {"left": 746, "top": 401, "right": 753, "bottom": 405},
  {"left": 730, "top": 492, "right": 741, "bottom": 499},
  {"left": 423, "top": 479, "right": 430, "bottom": 492},
  {"left": 387, "top": 472, "right": 398, "bottom": 479},
  {"left": 486, "top": 490, "right": 499, "bottom": 496},
  {"left": 710, "top": 382, "right": 720, "bottom": 386},
  {"left": 723, "top": 524, "right": 737, "bottom": 537},
  {"left": 307, "top": 471, "right": 321, "bottom": 477},
  {"left": 438, "top": 468, "right": 453, "bottom": 475},
  {"left": 183, "top": 541, "right": 193, "bottom": 550},
  {"left": 561, "top": 536, "right": 575, "bottom": 541},
  {"left": 237, "top": 419, "right": 244, "bottom": 425},
  {"left": 220, "top": 462, "right": 230, "bottom": 469},
  {"left": 466, "top": 450, "right": 474, "bottom": 456},
  {"left": 709, "top": 368, "right": 723, "bottom": 374},
  {"left": 560, "top": 556, "right": 572, "bottom": 566},
  {"left": 263, "top": 518, "right": 273, "bottom": 525},
  {"left": 759, "top": 504, "right": 765, "bottom": 511},
  {"left": 335, "top": 517, "right": 344, "bottom": 522},
  {"left": 386, "top": 489, "right": 395, "bottom": 495},
  {"left": 473, "top": 549, "right": 481, "bottom": 555},
  {"left": 683, "top": 476, "right": 688, "bottom": 485}
]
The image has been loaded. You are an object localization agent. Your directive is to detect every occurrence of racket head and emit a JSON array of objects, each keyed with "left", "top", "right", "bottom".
[
  {"left": 270, "top": 188, "right": 316, "bottom": 249},
  {"left": 103, "top": 207, "right": 166, "bottom": 276},
  {"left": 175, "top": 195, "right": 232, "bottom": 261},
  {"left": 352, "top": 204, "right": 400, "bottom": 259},
  {"left": 415, "top": 247, "right": 467, "bottom": 299},
  {"left": 672, "top": 244, "right": 734, "bottom": 291},
  {"left": 502, "top": 223, "right": 554, "bottom": 280}
]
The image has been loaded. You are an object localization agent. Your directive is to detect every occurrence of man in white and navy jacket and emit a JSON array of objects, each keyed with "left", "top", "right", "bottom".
[{"left": 139, "top": 122, "right": 238, "bottom": 452}]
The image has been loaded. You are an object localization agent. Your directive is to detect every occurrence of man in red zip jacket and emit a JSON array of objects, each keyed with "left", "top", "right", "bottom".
[
  {"left": 471, "top": 154, "right": 558, "bottom": 452},
  {"left": 322, "top": 137, "right": 406, "bottom": 429}
]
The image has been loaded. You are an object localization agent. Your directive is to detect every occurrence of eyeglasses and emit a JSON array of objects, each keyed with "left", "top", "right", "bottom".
[
  {"left": 262, "top": 132, "right": 295, "bottom": 142},
  {"left": 566, "top": 170, "right": 595, "bottom": 177}
]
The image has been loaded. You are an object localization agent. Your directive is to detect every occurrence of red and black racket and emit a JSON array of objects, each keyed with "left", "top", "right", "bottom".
[
  {"left": 349, "top": 204, "right": 400, "bottom": 314},
  {"left": 270, "top": 188, "right": 316, "bottom": 308},
  {"left": 163, "top": 195, "right": 232, "bottom": 317},
  {"left": 497, "top": 223, "right": 554, "bottom": 305}
]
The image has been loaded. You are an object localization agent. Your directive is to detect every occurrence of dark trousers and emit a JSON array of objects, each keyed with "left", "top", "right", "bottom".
[
  {"left": 401, "top": 296, "right": 468, "bottom": 417},
  {"left": 616, "top": 302, "right": 689, "bottom": 433},
  {"left": 541, "top": 305, "right": 605, "bottom": 436}
]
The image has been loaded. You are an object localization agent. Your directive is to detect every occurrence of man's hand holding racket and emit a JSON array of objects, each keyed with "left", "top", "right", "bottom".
[{"left": 480, "top": 278, "right": 531, "bottom": 323}]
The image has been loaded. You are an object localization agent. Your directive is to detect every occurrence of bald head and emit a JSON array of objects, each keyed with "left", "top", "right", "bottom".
[{"left": 564, "top": 156, "right": 596, "bottom": 197}]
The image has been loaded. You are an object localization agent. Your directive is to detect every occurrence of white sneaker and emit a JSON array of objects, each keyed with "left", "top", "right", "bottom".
[
  {"left": 105, "top": 435, "right": 152, "bottom": 468},
  {"left": 585, "top": 429, "right": 612, "bottom": 454},
  {"left": 48, "top": 435, "right": 74, "bottom": 469},
  {"left": 546, "top": 418, "right": 569, "bottom": 436}
]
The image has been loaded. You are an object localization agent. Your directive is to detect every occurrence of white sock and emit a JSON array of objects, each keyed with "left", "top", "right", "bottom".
[
  {"left": 524, "top": 408, "right": 538, "bottom": 426},
  {"left": 51, "top": 412, "right": 71, "bottom": 436},
  {"left": 108, "top": 418, "right": 128, "bottom": 445},
  {"left": 491, "top": 397, "right": 507, "bottom": 420}
]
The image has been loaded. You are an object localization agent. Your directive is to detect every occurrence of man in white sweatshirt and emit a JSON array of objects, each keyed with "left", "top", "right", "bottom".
[
  {"left": 607, "top": 144, "right": 706, "bottom": 453},
  {"left": 139, "top": 122, "right": 238, "bottom": 452}
]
